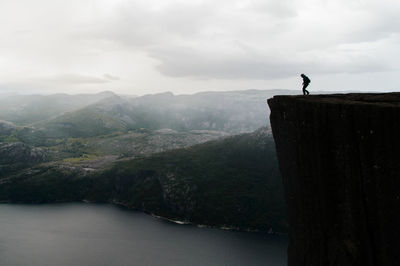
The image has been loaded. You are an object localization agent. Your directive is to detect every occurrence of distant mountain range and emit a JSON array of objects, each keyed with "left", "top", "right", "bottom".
[
  {"left": 0, "top": 90, "right": 297, "bottom": 139},
  {"left": 0, "top": 89, "right": 291, "bottom": 232},
  {"left": 0, "top": 91, "right": 115, "bottom": 125}
]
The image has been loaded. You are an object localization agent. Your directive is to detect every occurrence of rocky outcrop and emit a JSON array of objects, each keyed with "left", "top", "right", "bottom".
[
  {"left": 0, "top": 120, "right": 16, "bottom": 135},
  {"left": 268, "top": 93, "right": 400, "bottom": 266},
  {"left": 0, "top": 142, "right": 47, "bottom": 164}
]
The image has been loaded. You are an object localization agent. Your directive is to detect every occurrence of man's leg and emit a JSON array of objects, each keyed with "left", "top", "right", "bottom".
[{"left": 303, "top": 84, "right": 309, "bottom": 95}]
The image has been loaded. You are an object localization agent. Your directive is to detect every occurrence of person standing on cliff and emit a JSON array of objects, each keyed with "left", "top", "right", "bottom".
[{"left": 301, "top": 74, "right": 311, "bottom": 95}]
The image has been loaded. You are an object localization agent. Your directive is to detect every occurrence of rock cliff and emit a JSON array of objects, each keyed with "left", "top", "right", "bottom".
[{"left": 268, "top": 93, "right": 400, "bottom": 266}]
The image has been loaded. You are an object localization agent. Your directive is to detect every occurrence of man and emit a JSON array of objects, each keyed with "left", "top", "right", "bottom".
[{"left": 301, "top": 73, "right": 311, "bottom": 95}]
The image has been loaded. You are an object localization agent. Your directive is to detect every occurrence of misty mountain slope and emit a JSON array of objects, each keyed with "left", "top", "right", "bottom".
[
  {"left": 0, "top": 120, "right": 16, "bottom": 135},
  {"left": 29, "top": 89, "right": 295, "bottom": 138},
  {"left": 127, "top": 89, "right": 294, "bottom": 132},
  {"left": 0, "top": 91, "right": 116, "bottom": 125},
  {"left": 0, "top": 90, "right": 291, "bottom": 232},
  {"left": 38, "top": 107, "right": 129, "bottom": 138}
]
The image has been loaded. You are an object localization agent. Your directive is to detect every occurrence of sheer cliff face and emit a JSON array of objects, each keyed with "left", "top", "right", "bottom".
[{"left": 268, "top": 94, "right": 400, "bottom": 266}]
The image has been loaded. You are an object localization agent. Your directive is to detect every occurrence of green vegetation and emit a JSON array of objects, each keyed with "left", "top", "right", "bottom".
[
  {"left": 42, "top": 108, "right": 128, "bottom": 138},
  {"left": 95, "top": 128, "right": 286, "bottom": 232},
  {"left": 0, "top": 165, "right": 92, "bottom": 203},
  {"left": 0, "top": 127, "right": 286, "bottom": 232},
  {"left": 63, "top": 154, "right": 99, "bottom": 163},
  {"left": 0, "top": 91, "right": 115, "bottom": 125},
  {"left": 0, "top": 90, "right": 290, "bottom": 232}
]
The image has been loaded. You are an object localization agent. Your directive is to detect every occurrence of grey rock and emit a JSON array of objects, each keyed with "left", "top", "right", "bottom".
[{"left": 0, "top": 142, "right": 47, "bottom": 164}]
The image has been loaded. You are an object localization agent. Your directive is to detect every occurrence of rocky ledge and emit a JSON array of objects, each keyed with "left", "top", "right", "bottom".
[{"left": 268, "top": 93, "right": 400, "bottom": 266}]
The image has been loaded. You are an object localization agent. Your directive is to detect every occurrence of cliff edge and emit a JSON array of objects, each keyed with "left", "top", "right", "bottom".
[{"left": 268, "top": 93, "right": 400, "bottom": 266}]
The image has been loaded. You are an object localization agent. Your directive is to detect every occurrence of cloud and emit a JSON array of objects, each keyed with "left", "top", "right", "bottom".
[
  {"left": 34, "top": 74, "right": 112, "bottom": 85},
  {"left": 151, "top": 44, "right": 388, "bottom": 80},
  {"left": 103, "top": 74, "right": 120, "bottom": 81},
  {"left": 80, "top": 0, "right": 399, "bottom": 80},
  {"left": 0, "top": 74, "right": 116, "bottom": 93},
  {"left": 0, "top": 0, "right": 399, "bottom": 93}
]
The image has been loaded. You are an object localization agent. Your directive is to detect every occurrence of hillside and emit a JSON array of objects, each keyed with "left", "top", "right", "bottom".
[
  {"left": 0, "top": 90, "right": 296, "bottom": 139},
  {"left": 0, "top": 91, "right": 115, "bottom": 125},
  {"left": 0, "top": 89, "right": 290, "bottom": 233},
  {"left": 93, "top": 127, "right": 286, "bottom": 231},
  {"left": 0, "top": 128, "right": 286, "bottom": 232}
]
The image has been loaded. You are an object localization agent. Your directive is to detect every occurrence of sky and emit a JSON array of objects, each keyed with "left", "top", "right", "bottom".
[{"left": 0, "top": 0, "right": 399, "bottom": 95}]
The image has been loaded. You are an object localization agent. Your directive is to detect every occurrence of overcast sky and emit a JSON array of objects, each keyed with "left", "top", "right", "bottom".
[{"left": 0, "top": 0, "right": 399, "bottom": 95}]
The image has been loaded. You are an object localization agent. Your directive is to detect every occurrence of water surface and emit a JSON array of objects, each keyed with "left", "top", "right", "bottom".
[{"left": 0, "top": 203, "right": 287, "bottom": 266}]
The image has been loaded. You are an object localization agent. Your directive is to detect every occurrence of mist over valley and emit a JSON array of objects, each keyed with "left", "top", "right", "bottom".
[{"left": 0, "top": 89, "right": 289, "bottom": 232}]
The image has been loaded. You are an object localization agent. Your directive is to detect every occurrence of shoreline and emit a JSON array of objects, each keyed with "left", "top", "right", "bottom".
[{"left": 1, "top": 200, "right": 287, "bottom": 235}]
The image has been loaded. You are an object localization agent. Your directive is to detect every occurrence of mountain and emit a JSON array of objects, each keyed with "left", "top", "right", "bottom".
[
  {"left": 38, "top": 105, "right": 128, "bottom": 138},
  {"left": 0, "top": 142, "right": 46, "bottom": 164},
  {"left": 125, "top": 89, "right": 295, "bottom": 133},
  {"left": 0, "top": 89, "right": 292, "bottom": 232},
  {"left": 0, "top": 128, "right": 286, "bottom": 232},
  {"left": 31, "top": 89, "right": 296, "bottom": 138},
  {"left": 94, "top": 127, "right": 286, "bottom": 232},
  {"left": 0, "top": 142, "right": 47, "bottom": 178},
  {"left": 0, "top": 120, "right": 16, "bottom": 135},
  {"left": 0, "top": 91, "right": 116, "bottom": 125}
]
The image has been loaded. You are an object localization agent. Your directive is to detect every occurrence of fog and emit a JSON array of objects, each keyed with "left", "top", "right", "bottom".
[{"left": 0, "top": 0, "right": 399, "bottom": 95}]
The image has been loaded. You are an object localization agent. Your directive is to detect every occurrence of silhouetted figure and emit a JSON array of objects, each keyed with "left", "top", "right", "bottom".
[{"left": 301, "top": 74, "right": 311, "bottom": 95}]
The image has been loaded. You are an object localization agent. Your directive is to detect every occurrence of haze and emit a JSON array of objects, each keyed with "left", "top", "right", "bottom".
[{"left": 0, "top": 0, "right": 399, "bottom": 95}]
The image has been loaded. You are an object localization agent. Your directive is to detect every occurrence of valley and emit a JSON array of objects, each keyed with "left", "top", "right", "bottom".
[{"left": 0, "top": 90, "right": 290, "bottom": 232}]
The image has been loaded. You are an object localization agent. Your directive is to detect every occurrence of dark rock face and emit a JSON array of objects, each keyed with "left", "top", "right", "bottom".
[
  {"left": 268, "top": 93, "right": 400, "bottom": 266},
  {"left": 0, "top": 142, "right": 47, "bottom": 164}
]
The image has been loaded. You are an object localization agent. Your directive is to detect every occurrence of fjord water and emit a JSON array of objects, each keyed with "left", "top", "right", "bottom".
[{"left": 0, "top": 203, "right": 287, "bottom": 266}]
